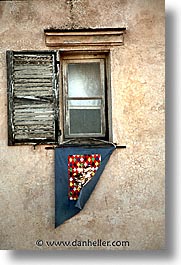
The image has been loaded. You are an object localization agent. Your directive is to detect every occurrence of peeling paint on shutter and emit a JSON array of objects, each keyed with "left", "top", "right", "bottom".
[{"left": 6, "top": 51, "right": 59, "bottom": 145}]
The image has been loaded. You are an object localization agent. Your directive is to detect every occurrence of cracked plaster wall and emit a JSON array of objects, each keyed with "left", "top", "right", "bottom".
[{"left": 0, "top": 0, "right": 165, "bottom": 250}]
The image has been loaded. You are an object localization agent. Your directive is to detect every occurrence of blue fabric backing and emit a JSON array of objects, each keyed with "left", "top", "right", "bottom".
[{"left": 55, "top": 145, "right": 115, "bottom": 228}]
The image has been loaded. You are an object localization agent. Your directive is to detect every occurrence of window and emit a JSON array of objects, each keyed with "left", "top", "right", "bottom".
[
  {"left": 6, "top": 29, "right": 126, "bottom": 145},
  {"left": 61, "top": 53, "right": 108, "bottom": 139},
  {"left": 6, "top": 29, "right": 125, "bottom": 145},
  {"left": 43, "top": 27, "right": 126, "bottom": 145},
  {"left": 7, "top": 50, "right": 111, "bottom": 145}
]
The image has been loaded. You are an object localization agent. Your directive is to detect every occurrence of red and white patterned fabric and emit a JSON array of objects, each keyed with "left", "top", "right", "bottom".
[{"left": 68, "top": 154, "right": 101, "bottom": 200}]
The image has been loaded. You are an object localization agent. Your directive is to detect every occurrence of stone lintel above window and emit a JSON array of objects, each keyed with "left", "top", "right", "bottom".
[{"left": 44, "top": 28, "right": 126, "bottom": 48}]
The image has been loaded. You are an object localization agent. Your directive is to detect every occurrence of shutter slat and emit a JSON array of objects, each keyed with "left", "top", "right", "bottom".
[
  {"left": 14, "top": 92, "right": 52, "bottom": 97},
  {"left": 14, "top": 115, "right": 54, "bottom": 120},
  {"left": 14, "top": 86, "right": 52, "bottom": 90},
  {"left": 14, "top": 114, "right": 54, "bottom": 120},
  {"left": 14, "top": 73, "right": 53, "bottom": 77},
  {"left": 14, "top": 90, "right": 52, "bottom": 96},
  {"left": 15, "top": 134, "right": 54, "bottom": 140},
  {"left": 14, "top": 66, "right": 52, "bottom": 70},
  {"left": 14, "top": 120, "right": 54, "bottom": 125},
  {"left": 14, "top": 103, "right": 53, "bottom": 109},
  {"left": 14, "top": 107, "right": 54, "bottom": 113},
  {"left": 14, "top": 80, "right": 52, "bottom": 84},
  {"left": 14, "top": 84, "right": 53, "bottom": 88},
  {"left": 7, "top": 51, "right": 59, "bottom": 145},
  {"left": 15, "top": 125, "right": 54, "bottom": 130}
]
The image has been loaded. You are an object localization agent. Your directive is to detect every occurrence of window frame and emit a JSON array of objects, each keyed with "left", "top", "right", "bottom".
[{"left": 60, "top": 52, "right": 111, "bottom": 141}]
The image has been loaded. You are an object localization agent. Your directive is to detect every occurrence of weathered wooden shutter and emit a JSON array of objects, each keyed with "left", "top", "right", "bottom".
[{"left": 6, "top": 51, "right": 59, "bottom": 145}]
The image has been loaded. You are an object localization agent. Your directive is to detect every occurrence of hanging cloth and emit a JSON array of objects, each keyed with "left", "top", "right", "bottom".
[{"left": 55, "top": 144, "right": 115, "bottom": 228}]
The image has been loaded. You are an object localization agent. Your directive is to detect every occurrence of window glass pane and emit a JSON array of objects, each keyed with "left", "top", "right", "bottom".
[
  {"left": 68, "top": 99, "right": 101, "bottom": 107},
  {"left": 68, "top": 63, "right": 101, "bottom": 97},
  {"left": 70, "top": 109, "right": 101, "bottom": 134}
]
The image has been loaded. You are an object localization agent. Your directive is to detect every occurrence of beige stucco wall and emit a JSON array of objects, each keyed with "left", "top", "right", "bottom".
[{"left": 0, "top": 0, "right": 165, "bottom": 250}]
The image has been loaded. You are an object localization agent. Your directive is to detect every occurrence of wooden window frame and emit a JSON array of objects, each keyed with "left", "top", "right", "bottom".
[{"left": 59, "top": 52, "right": 112, "bottom": 141}]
